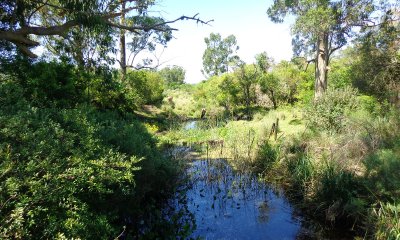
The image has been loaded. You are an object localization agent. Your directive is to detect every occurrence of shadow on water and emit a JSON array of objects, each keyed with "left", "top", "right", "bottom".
[
  {"left": 156, "top": 121, "right": 358, "bottom": 239},
  {"left": 174, "top": 158, "right": 312, "bottom": 240}
]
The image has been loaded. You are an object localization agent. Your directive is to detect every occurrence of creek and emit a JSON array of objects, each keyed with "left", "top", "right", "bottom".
[
  {"left": 183, "top": 159, "right": 307, "bottom": 239},
  {"left": 167, "top": 121, "right": 315, "bottom": 239}
]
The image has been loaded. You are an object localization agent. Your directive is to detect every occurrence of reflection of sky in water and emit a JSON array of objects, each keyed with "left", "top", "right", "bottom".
[
  {"left": 184, "top": 121, "right": 197, "bottom": 130},
  {"left": 186, "top": 159, "right": 301, "bottom": 240}
]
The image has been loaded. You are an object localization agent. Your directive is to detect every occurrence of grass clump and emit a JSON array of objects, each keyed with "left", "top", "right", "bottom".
[{"left": 267, "top": 103, "right": 400, "bottom": 237}]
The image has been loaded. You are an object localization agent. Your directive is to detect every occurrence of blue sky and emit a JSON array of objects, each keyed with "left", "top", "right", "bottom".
[{"left": 151, "top": 0, "right": 294, "bottom": 83}]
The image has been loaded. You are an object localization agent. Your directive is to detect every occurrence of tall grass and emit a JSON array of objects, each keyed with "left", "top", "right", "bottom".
[
  {"left": 272, "top": 102, "right": 400, "bottom": 237},
  {"left": 373, "top": 202, "right": 400, "bottom": 240},
  {"left": 161, "top": 97, "right": 400, "bottom": 238}
]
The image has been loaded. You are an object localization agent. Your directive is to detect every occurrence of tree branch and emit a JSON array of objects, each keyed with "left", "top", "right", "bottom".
[
  {"left": 329, "top": 44, "right": 345, "bottom": 57},
  {"left": 292, "top": 56, "right": 315, "bottom": 71},
  {"left": 149, "top": 13, "right": 214, "bottom": 29},
  {"left": 4, "top": 2, "right": 212, "bottom": 58}
]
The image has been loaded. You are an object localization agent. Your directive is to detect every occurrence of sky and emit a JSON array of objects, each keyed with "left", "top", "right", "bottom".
[{"left": 148, "top": 0, "right": 294, "bottom": 83}]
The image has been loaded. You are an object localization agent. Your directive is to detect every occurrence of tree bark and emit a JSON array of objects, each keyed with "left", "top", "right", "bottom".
[
  {"left": 314, "top": 32, "right": 329, "bottom": 99},
  {"left": 119, "top": 0, "right": 127, "bottom": 81},
  {"left": 269, "top": 89, "right": 277, "bottom": 109}
]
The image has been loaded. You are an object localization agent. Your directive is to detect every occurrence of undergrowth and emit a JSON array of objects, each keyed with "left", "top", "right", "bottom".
[{"left": 0, "top": 74, "right": 181, "bottom": 239}]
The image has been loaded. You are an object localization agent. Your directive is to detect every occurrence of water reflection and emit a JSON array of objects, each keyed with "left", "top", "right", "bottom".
[
  {"left": 183, "top": 159, "right": 302, "bottom": 240},
  {"left": 184, "top": 121, "right": 197, "bottom": 130}
]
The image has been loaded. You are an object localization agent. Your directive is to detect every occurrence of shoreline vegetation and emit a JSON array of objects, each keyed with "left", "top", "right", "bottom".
[
  {"left": 1, "top": 1, "right": 398, "bottom": 238},
  {"left": 158, "top": 87, "right": 400, "bottom": 239},
  {"left": 1, "top": 58, "right": 399, "bottom": 238}
]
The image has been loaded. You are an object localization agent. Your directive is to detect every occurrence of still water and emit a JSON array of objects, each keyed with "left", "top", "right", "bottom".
[{"left": 181, "top": 158, "right": 305, "bottom": 239}]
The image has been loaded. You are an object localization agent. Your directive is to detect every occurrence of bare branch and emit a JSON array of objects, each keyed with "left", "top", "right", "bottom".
[
  {"left": 3, "top": 1, "right": 212, "bottom": 59},
  {"left": 150, "top": 13, "right": 214, "bottom": 29},
  {"left": 292, "top": 56, "right": 315, "bottom": 71},
  {"left": 305, "top": 59, "right": 315, "bottom": 72},
  {"left": 329, "top": 44, "right": 345, "bottom": 57}
]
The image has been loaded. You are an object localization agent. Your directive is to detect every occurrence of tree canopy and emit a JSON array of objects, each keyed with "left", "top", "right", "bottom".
[
  {"left": 159, "top": 65, "right": 186, "bottom": 88},
  {"left": 0, "top": 0, "right": 211, "bottom": 59},
  {"left": 202, "top": 33, "right": 240, "bottom": 77},
  {"left": 267, "top": 0, "right": 382, "bottom": 98}
]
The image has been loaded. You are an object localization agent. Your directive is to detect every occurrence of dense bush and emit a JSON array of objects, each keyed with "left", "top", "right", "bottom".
[
  {"left": 1, "top": 59, "right": 86, "bottom": 108},
  {"left": 305, "top": 87, "right": 359, "bottom": 132},
  {"left": 125, "top": 70, "right": 165, "bottom": 107},
  {"left": 0, "top": 74, "right": 175, "bottom": 239}
]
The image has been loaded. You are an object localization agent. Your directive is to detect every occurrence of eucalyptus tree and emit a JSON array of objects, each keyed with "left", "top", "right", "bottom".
[
  {"left": 267, "top": 0, "right": 376, "bottom": 98},
  {"left": 234, "top": 63, "right": 258, "bottom": 115},
  {"left": 351, "top": 6, "right": 400, "bottom": 105},
  {"left": 202, "top": 33, "right": 240, "bottom": 77},
  {"left": 255, "top": 52, "right": 279, "bottom": 108},
  {"left": 0, "top": 1, "right": 210, "bottom": 67},
  {"left": 159, "top": 65, "right": 186, "bottom": 88}
]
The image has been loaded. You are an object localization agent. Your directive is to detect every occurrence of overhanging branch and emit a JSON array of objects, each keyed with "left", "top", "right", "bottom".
[{"left": 2, "top": 3, "right": 212, "bottom": 58}]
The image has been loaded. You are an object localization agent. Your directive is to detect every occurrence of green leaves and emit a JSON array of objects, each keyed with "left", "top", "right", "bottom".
[
  {"left": 0, "top": 75, "right": 173, "bottom": 238},
  {"left": 159, "top": 65, "right": 186, "bottom": 89},
  {"left": 202, "top": 33, "right": 240, "bottom": 77},
  {"left": 305, "top": 86, "right": 359, "bottom": 132}
]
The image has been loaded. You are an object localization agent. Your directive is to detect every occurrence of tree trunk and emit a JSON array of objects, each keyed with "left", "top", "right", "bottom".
[
  {"left": 269, "top": 89, "right": 277, "bottom": 109},
  {"left": 314, "top": 32, "right": 329, "bottom": 99},
  {"left": 245, "top": 84, "right": 251, "bottom": 116},
  {"left": 119, "top": 0, "right": 127, "bottom": 81}
]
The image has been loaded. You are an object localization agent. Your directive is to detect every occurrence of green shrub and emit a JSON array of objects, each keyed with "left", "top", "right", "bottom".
[
  {"left": 125, "top": 70, "right": 165, "bottom": 107},
  {"left": 317, "top": 161, "right": 359, "bottom": 204},
  {"left": 305, "top": 87, "right": 359, "bottom": 132},
  {"left": 357, "top": 95, "right": 379, "bottom": 114},
  {"left": 364, "top": 149, "right": 400, "bottom": 200},
  {"left": 2, "top": 60, "right": 86, "bottom": 108},
  {"left": 0, "top": 77, "right": 175, "bottom": 238}
]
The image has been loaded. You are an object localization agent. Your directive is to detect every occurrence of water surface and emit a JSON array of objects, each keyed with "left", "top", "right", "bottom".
[{"left": 183, "top": 159, "right": 303, "bottom": 240}]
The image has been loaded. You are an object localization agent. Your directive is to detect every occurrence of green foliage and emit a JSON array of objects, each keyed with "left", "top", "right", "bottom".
[
  {"left": 256, "top": 142, "right": 277, "bottom": 171},
  {"left": 357, "top": 95, "right": 380, "bottom": 114},
  {"left": 329, "top": 58, "right": 353, "bottom": 89},
  {"left": 305, "top": 87, "right": 359, "bottom": 132},
  {"left": 295, "top": 69, "right": 314, "bottom": 106},
  {"left": 234, "top": 64, "right": 258, "bottom": 115},
  {"left": 88, "top": 69, "right": 132, "bottom": 111},
  {"left": 0, "top": 75, "right": 175, "bottom": 238},
  {"left": 286, "top": 155, "right": 315, "bottom": 195},
  {"left": 317, "top": 160, "right": 360, "bottom": 207},
  {"left": 159, "top": 65, "right": 186, "bottom": 89},
  {"left": 217, "top": 74, "right": 241, "bottom": 112},
  {"left": 267, "top": 0, "right": 375, "bottom": 58},
  {"left": 125, "top": 70, "right": 165, "bottom": 107},
  {"left": 351, "top": 20, "right": 400, "bottom": 105},
  {"left": 1, "top": 0, "right": 175, "bottom": 60},
  {"left": 373, "top": 202, "right": 400, "bottom": 240},
  {"left": 202, "top": 33, "right": 240, "bottom": 77},
  {"left": 364, "top": 149, "right": 400, "bottom": 200},
  {"left": 1, "top": 59, "right": 86, "bottom": 108}
]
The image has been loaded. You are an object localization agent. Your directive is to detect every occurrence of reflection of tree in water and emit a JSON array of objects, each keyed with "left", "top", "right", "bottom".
[
  {"left": 186, "top": 158, "right": 273, "bottom": 224},
  {"left": 257, "top": 200, "right": 270, "bottom": 223}
]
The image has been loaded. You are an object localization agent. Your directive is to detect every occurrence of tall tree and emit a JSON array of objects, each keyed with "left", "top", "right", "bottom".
[
  {"left": 159, "top": 65, "right": 186, "bottom": 88},
  {"left": 255, "top": 52, "right": 278, "bottom": 109},
  {"left": 119, "top": 0, "right": 127, "bottom": 81},
  {"left": 352, "top": 6, "right": 400, "bottom": 106},
  {"left": 267, "top": 0, "right": 375, "bottom": 98},
  {"left": 0, "top": 0, "right": 210, "bottom": 60},
  {"left": 234, "top": 63, "right": 258, "bottom": 115},
  {"left": 202, "top": 33, "right": 240, "bottom": 77}
]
